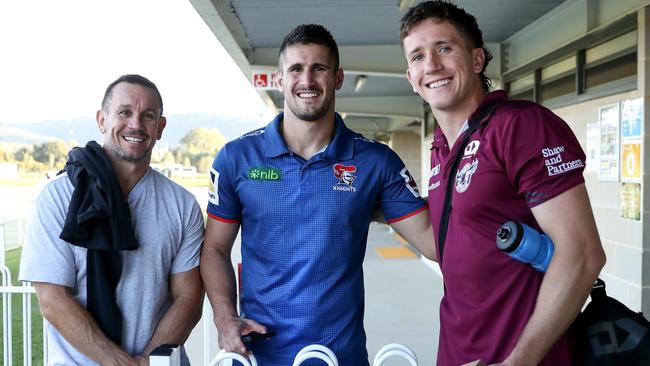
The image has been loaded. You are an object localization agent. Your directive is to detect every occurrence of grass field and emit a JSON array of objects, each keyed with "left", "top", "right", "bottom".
[
  {"left": 0, "top": 247, "right": 44, "bottom": 365},
  {"left": 171, "top": 174, "right": 209, "bottom": 188}
]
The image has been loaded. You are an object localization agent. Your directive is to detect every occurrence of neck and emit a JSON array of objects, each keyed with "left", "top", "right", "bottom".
[
  {"left": 281, "top": 110, "right": 336, "bottom": 160},
  {"left": 433, "top": 91, "right": 487, "bottom": 148},
  {"left": 106, "top": 155, "right": 150, "bottom": 198}
]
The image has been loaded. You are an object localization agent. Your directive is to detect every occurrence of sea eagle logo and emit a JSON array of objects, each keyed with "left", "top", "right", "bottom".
[{"left": 455, "top": 159, "right": 478, "bottom": 193}]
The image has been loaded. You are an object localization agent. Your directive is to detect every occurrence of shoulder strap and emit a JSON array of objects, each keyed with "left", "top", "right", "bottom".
[{"left": 438, "top": 102, "right": 500, "bottom": 262}]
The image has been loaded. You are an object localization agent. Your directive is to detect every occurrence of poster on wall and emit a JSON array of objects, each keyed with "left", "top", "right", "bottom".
[
  {"left": 598, "top": 102, "right": 620, "bottom": 182},
  {"left": 585, "top": 121, "right": 600, "bottom": 173},
  {"left": 620, "top": 182, "right": 641, "bottom": 221},
  {"left": 621, "top": 140, "right": 642, "bottom": 182},
  {"left": 621, "top": 98, "right": 643, "bottom": 139}
]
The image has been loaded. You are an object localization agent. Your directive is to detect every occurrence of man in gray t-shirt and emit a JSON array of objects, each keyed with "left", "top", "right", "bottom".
[{"left": 19, "top": 74, "right": 204, "bottom": 366}]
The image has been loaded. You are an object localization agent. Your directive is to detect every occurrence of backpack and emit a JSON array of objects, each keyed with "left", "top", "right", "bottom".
[{"left": 576, "top": 278, "right": 650, "bottom": 365}]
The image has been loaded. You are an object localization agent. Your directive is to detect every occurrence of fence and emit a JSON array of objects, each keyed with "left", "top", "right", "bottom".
[
  {"left": 0, "top": 264, "right": 45, "bottom": 366},
  {"left": 0, "top": 218, "right": 27, "bottom": 264}
]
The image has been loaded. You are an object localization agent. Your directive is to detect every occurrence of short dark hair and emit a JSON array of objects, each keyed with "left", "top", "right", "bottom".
[
  {"left": 278, "top": 24, "right": 340, "bottom": 69},
  {"left": 399, "top": 1, "right": 493, "bottom": 93},
  {"left": 101, "top": 74, "right": 164, "bottom": 115}
]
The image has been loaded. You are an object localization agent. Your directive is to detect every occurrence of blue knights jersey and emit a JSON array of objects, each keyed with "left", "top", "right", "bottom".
[{"left": 207, "top": 112, "right": 426, "bottom": 366}]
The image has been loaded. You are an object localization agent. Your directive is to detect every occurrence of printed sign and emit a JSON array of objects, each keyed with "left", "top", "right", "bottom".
[
  {"left": 620, "top": 182, "right": 641, "bottom": 221},
  {"left": 621, "top": 140, "right": 641, "bottom": 182},
  {"left": 252, "top": 71, "right": 280, "bottom": 90},
  {"left": 598, "top": 103, "right": 620, "bottom": 182},
  {"left": 621, "top": 98, "right": 643, "bottom": 139}
]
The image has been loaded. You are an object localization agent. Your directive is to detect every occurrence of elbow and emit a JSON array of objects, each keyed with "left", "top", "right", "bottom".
[
  {"left": 37, "top": 298, "right": 57, "bottom": 322},
  {"left": 583, "top": 243, "right": 606, "bottom": 281},
  {"left": 591, "top": 246, "right": 606, "bottom": 276},
  {"left": 33, "top": 285, "right": 64, "bottom": 323}
]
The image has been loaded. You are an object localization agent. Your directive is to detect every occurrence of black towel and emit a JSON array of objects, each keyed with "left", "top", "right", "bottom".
[{"left": 59, "top": 141, "right": 139, "bottom": 345}]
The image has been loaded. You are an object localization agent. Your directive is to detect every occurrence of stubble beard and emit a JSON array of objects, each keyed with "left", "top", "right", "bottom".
[
  {"left": 105, "top": 139, "right": 153, "bottom": 164},
  {"left": 286, "top": 93, "right": 333, "bottom": 122}
]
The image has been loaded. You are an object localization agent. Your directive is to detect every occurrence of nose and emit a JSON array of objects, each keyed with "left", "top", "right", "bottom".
[
  {"left": 424, "top": 54, "right": 443, "bottom": 74},
  {"left": 300, "top": 69, "right": 316, "bottom": 87},
  {"left": 126, "top": 114, "right": 145, "bottom": 129}
]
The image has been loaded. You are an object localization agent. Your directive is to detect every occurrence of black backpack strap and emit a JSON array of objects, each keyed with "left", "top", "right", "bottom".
[
  {"left": 438, "top": 102, "right": 500, "bottom": 262},
  {"left": 590, "top": 277, "right": 607, "bottom": 300}
]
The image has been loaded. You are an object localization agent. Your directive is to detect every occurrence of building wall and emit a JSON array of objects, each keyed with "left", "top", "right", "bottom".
[{"left": 554, "top": 90, "right": 647, "bottom": 312}]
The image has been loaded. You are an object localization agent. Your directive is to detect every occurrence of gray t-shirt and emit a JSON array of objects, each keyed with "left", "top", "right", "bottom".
[{"left": 19, "top": 168, "right": 204, "bottom": 365}]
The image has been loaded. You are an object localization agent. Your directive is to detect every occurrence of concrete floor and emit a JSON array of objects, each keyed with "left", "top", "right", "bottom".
[{"left": 186, "top": 222, "right": 444, "bottom": 365}]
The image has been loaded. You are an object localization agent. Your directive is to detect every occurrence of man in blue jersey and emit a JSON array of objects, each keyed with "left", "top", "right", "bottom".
[{"left": 202, "top": 24, "right": 435, "bottom": 366}]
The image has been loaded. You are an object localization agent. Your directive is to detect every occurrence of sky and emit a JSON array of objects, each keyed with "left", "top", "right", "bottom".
[{"left": 0, "top": 0, "right": 271, "bottom": 125}]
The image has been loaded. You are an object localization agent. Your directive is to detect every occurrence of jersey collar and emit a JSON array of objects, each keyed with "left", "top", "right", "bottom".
[
  {"left": 430, "top": 90, "right": 508, "bottom": 151},
  {"left": 264, "top": 112, "right": 354, "bottom": 160}
]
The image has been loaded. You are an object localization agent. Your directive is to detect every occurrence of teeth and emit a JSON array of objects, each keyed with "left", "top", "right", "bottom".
[
  {"left": 298, "top": 92, "right": 318, "bottom": 98},
  {"left": 123, "top": 136, "right": 144, "bottom": 143},
  {"left": 426, "top": 79, "right": 450, "bottom": 89}
]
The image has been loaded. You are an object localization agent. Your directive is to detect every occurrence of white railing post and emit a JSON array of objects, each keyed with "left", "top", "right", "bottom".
[
  {"left": 203, "top": 296, "right": 212, "bottom": 365},
  {"left": 23, "top": 282, "right": 32, "bottom": 366},
  {"left": 0, "top": 219, "right": 6, "bottom": 266},
  {"left": 2, "top": 265, "right": 13, "bottom": 366}
]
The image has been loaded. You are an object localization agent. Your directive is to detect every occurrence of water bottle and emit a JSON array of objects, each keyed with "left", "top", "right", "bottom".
[{"left": 495, "top": 221, "right": 554, "bottom": 272}]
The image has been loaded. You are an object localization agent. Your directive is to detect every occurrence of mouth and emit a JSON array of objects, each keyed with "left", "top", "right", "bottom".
[
  {"left": 296, "top": 91, "right": 320, "bottom": 99},
  {"left": 122, "top": 135, "right": 146, "bottom": 144},
  {"left": 425, "top": 78, "right": 451, "bottom": 89}
]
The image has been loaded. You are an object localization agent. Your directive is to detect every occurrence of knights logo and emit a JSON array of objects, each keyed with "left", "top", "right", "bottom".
[
  {"left": 400, "top": 167, "right": 420, "bottom": 198},
  {"left": 455, "top": 158, "right": 478, "bottom": 193},
  {"left": 333, "top": 164, "right": 357, "bottom": 185}
]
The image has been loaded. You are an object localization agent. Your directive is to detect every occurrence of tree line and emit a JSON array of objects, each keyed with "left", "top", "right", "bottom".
[{"left": 0, "top": 127, "right": 227, "bottom": 175}]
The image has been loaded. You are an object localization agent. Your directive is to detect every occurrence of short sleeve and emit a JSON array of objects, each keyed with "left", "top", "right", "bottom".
[
  {"left": 502, "top": 105, "right": 586, "bottom": 207},
  {"left": 19, "top": 180, "right": 77, "bottom": 287},
  {"left": 207, "top": 145, "right": 241, "bottom": 222},
  {"left": 171, "top": 198, "right": 204, "bottom": 274},
  {"left": 379, "top": 148, "right": 427, "bottom": 223}
]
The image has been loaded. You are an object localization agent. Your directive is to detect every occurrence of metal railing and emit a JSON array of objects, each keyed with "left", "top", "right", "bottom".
[{"left": 0, "top": 265, "right": 45, "bottom": 366}]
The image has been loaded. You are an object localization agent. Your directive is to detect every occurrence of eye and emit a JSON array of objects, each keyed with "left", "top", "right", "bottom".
[
  {"left": 144, "top": 112, "right": 156, "bottom": 120},
  {"left": 410, "top": 53, "right": 424, "bottom": 63},
  {"left": 439, "top": 46, "right": 451, "bottom": 54},
  {"left": 118, "top": 110, "right": 131, "bottom": 116}
]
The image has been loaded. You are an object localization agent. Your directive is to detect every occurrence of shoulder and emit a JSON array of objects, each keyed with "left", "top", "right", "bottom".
[
  {"left": 225, "top": 127, "right": 266, "bottom": 150},
  {"left": 351, "top": 132, "right": 390, "bottom": 153},
  {"left": 494, "top": 99, "right": 558, "bottom": 122},
  {"left": 147, "top": 169, "right": 198, "bottom": 203},
  {"left": 36, "top": 173, "right": 74, "bottom": 206}
]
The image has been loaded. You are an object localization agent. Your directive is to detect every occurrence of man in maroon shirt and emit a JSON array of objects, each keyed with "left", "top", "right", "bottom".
[{"left": 399, "top": 2, "right": 606, "bottom": 365}]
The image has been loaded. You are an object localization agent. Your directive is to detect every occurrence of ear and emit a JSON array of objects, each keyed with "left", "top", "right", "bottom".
[
  {"left": 406, "top": 68, "right": 417, "bottom": 92},
  {"left": 473, "top": 48, "right": 486, "bottom": 74},
  {"left": 156, "top": 116, "right": 167, "bottom": 140},
  {"left": 335, "top": 68, "right": 344, "bottom": 90},
  {"left": 96, "top": 110, "right": 106, "bottom": 134}
]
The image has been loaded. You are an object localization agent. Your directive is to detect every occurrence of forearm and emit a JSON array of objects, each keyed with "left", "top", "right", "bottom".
[
  {"left": 389, "top": 209, "right": 437, "bottom": 261},
  {"left": 141, "top": 273, "right": 204, "bottom": 356},
  {"left": 201, "top": 248, "right": 239, "bottom": 328},
  {"left": 34, "top": 283, "right": 135, "bottom": 366},
  {"left": 506, "top": 247, "right": 603, "bottom": 365}
]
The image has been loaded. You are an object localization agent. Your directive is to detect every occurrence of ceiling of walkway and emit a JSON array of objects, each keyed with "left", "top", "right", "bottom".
[{"left": 190, "top": 0, "right": 567, "bottom": 139}]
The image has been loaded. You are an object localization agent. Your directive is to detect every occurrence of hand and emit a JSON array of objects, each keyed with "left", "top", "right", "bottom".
[{"left": 217, "top": 316, "right": 267, "bottom": 355}]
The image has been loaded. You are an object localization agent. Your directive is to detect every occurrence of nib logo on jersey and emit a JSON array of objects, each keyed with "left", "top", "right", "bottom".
[
  {"left": 333, "top": 164, "right": 357, "bottom": 192},
  {"left": 248, "top": 167, "right": 282, "bottom": 181}
]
